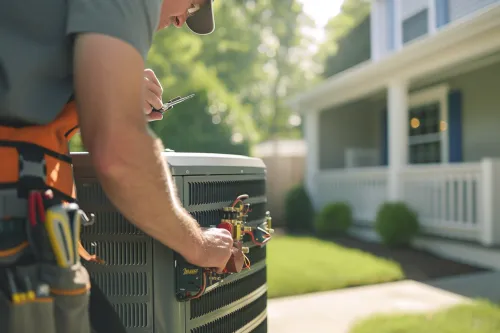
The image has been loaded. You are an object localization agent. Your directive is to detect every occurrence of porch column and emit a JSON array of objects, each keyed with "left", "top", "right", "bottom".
[
  {"left": 387, "top": 79, "right": 409, "bottom": 200},
  {"left": 304, "top": 110, "right": 320, "bottom": 207}
]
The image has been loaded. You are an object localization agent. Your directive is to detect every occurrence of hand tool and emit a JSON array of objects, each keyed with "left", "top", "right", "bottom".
[
  {"left": 23, "top": 276, "right": 36, "bottom": 301},
  {"left": 28, "top": 190, "right": 81, "bottom": 268},
  {"left": 151, "top": 93, "right": 195, "bottom": 114},
  {"left": 6, "top": 268, "right": 22, "bottom": 304},
  {"left": 27, "top": 191, "right": 54, "bottom": 263},
  {"left": 44, "top": 204, "right": 76, "bottom": 268}
]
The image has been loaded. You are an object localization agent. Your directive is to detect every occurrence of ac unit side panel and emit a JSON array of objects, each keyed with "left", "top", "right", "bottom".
[
  {"left": 152, "top": 175, "right": 187, "bottom": 333},
  {"left": 77, "top": 177, "right": 158, "bottom": 333}
]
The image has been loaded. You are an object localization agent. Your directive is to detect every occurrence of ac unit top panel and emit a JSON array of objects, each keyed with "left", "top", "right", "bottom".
[{"left": 71, "top": 152, "right": 266, "bottom": 177}]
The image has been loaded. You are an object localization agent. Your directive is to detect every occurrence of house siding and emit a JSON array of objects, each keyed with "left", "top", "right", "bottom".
[
  {"left": 448, "top": 61, "right": 500, "bottom": 162},
  {"left": 401, "top": 0, "right": 428, "bottom": 19},
  {"left": 449, "top": 0, "right": 500, "bottom": 22}
]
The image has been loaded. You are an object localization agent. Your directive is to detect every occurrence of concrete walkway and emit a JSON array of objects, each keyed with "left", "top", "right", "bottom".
[
  {"left": 427, "top": 271, "right": 500, "bottom": 302},
  {"left": 267, "top": 280, "right": 470, "bottom": 333}
]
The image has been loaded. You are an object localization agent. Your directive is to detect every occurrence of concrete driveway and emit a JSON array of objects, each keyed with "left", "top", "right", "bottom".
[{"left": 267, "top": 280, "right": 470, "bottom": 333}]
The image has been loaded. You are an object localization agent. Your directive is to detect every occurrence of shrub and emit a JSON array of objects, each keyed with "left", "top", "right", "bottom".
[
  {"left": 284, "top": 184, "right": 315, "bottom": 233},
  {"left": 375, "top": 202, "right": 420, "bottom": 247},
  {"left": 315, "top": 202, "right": 352, "bottom": 237}
]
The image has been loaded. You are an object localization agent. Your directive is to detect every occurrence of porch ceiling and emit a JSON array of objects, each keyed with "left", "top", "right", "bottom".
[{"left": 289, "top": 4, "right": 500, "bottom": 114}]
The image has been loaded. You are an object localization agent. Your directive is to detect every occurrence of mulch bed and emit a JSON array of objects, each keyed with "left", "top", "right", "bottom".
[{"left": 331, "top": 235, "right": 489, "bottom": 282}]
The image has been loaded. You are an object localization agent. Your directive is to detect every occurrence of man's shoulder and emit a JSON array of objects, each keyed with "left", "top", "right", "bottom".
[{"left": 67, "top": 0, "right": 163, "bottom": 60}]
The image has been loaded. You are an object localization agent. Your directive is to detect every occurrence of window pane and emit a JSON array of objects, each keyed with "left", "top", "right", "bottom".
[
  {"left": 409, "top": 141, "right": 442, "bottom": 164},
  {"left": 409, "top": 102, "right": 440, "bottom": 136}
]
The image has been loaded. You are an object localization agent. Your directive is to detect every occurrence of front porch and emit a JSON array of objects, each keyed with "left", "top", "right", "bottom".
[
  {"left": 307, "top": 54, "right": 500, "bottom": 247},
  {"left": 289, "top": 5, "right": 500, "bottom": 259},
  {"left": 314, "top": 160, "right": 500, "bottom": 247}
]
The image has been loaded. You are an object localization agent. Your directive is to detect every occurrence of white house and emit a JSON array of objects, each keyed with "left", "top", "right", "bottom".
[{"left": 288, "top": 0, "right": 500, "bottom": 269}]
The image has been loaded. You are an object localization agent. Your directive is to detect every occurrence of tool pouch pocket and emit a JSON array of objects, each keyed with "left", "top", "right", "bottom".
[
  {"left": 41, "top": 263, "right": 92, "bottom": 333},
  {"left": 0, "top": 289, "right": 56, "bottom": 333},
  {"left": 0, "top": 265, "right": 56, "bottom": 333}
]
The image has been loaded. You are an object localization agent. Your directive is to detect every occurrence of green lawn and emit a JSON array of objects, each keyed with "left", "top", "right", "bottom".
[
  {"left": 349, "top": 300, "right": 500, "bottom": 333},
  {"left": 266, "top": 235, "right": 404, "bottom": 298}
]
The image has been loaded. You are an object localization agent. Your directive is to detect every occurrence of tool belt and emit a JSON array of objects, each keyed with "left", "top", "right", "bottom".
[{"left": 0, "top": 101, "right": 93, "bottom": 333}]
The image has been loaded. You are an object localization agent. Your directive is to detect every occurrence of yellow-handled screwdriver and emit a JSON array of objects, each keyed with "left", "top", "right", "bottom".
[{"left": 45, "top": 204, "right": 80, "bottom": 268}]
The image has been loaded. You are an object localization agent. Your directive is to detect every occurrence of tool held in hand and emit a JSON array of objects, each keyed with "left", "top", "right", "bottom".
[{"left": 152, "top": 93, "right": 195, "bottom": 114}]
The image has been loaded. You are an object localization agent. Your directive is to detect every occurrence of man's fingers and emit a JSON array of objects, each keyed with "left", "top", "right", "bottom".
[
  {"left": 145, "top": 90, "right": 163, "bottom": 110},
  {"left": 145, "top": 77, "right": 163, "bottom": 99},
  {"left": 143, "top": 100, "right": 152, "bottom": 114},
  {"left": 144, "top": 68, "right": 163, "bottom": 88},
  {"left": 146, "top": 112, "right": 163, "bottom": 122}
]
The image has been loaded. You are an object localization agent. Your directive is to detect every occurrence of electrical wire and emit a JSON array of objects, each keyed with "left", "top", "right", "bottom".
[
  {"left": 244, "top": 230, "right": 271, "bottom": 246},
  {"left": 187, "top": 270, "right": 207, "bottom": 300}
]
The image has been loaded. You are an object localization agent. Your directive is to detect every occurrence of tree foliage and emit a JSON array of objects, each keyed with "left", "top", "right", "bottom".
[
  {"left": 315, "top": 0, "right": 371, "bottom": 74},
  {"left": 146, "top": 0, "right": 316, "bottom": 151}
]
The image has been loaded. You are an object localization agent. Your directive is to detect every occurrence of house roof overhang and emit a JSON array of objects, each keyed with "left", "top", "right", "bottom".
[{"left": 289, "top": 4, "right": 500, "bottom": 114}]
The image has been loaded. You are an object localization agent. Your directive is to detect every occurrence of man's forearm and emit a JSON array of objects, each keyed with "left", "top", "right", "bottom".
[
  {"left": 72, "top": 34, "right": 204, "bottom": 263},
  {"left": 92, "top": 125, "right": 203, "bottom": 263}
]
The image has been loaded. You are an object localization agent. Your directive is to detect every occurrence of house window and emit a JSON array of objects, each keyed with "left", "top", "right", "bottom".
[
  {"left": 402, "top": 9, "right": 429, "bottom": 44},
  {"left": 408, "top": 85, "right": 449, "bottom": 164}
]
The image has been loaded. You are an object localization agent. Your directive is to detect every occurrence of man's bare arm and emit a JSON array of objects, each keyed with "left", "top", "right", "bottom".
[{"left": 72, "top": 33, "right": 204, "bottom": 264}]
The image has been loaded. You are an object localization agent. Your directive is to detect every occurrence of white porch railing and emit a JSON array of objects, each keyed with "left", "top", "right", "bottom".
[
  {"left": 313, "top": 159, "right": 500, "bottom": 246},
  {"left": 315, "top": 167, "right": 388, "bottom": 222},
  {"left": 401, "top": 163, "right": 481, "bottom": 242}
]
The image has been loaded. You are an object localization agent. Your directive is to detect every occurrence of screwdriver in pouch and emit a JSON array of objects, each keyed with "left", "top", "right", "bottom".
[{"left": 44, "top": 204, "right": 81, "bottom": 268}]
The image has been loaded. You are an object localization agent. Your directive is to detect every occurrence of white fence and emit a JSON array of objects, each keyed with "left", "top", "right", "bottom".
[
  {"left": 313, "top": 159, "right": 500, "bottom": 246},
  {"left": 315, "top": 167, "right": 388, "bottom": 222},
  {"left": 401, "top": 162, "right": 481, "bottom": 242}
]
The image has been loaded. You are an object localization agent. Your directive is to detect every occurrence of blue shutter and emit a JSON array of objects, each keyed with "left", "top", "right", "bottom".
[
  {"left": 448, "top": 90, "right": 463, "bottom": 163},
  {"left": 386, "top": 0, "right": 395, "bottom": 50},
  {"left": 435, "top": 0, "right": 450, "bottom": 28},
  {"left": 381, "top": 108, "right": 388, "bottom": 166}
]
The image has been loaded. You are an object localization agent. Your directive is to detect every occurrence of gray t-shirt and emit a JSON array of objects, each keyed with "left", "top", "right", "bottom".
[{"left": 0, "top": 0, "right": 162, "bottom": 126}]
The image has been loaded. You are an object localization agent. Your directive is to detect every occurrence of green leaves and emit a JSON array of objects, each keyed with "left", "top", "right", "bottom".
[{"left": 144, "top": 0, "right": 317, "bottom": 153}]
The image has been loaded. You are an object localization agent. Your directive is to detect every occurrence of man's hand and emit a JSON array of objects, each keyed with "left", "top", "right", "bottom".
[
  {"left": 143, "top": 68, "right": 164, "bottom": 122},
  {"left": 195, "top": 228, "right": 234, "bottom": 274}
]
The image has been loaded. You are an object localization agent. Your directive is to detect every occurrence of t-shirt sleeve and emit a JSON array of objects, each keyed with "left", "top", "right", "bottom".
[{"left": 66, "top": 0, "right": 162, "bottom": 60}]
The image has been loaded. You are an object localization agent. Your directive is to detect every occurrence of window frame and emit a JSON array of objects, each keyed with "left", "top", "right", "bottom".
[{"left": 408, "top": 84, "right": 450, "bottom": 164}]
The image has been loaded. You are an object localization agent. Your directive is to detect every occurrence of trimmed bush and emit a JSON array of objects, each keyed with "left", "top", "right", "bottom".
[
  {"left": 375, "top": 202, "right": 420, "bottom": 247},
  {"left": 315, "top": 202, "right": 352, "bottom": 237},
  {"left": 284, "top": 184, "right": 314, "bottom": 233}
]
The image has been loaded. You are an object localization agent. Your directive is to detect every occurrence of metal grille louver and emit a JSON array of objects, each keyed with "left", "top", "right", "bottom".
[
  {"left": 188, "top": 180, "right": 266, "bottom": 206},
  {"left": 190, "top": 267, "right": 267, "bottom": 319},
  {"left": 190, "top": 292, "right": 267, "bottom": 333}
]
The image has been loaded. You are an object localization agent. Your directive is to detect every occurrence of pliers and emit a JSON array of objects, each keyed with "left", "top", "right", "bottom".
[{"left": 151, "top": 94, "right": 195, "bottom": 114}]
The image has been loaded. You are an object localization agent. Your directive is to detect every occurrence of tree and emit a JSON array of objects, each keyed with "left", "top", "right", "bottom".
[{"left": 315, "top": 0, "right": 371, "bottom": 73}]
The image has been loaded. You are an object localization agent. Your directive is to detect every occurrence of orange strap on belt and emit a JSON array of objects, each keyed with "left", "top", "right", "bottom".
[
  {"left": 0, "top": 101, "right": 103, "bottom": 262},
  {"left": 0, "top": 101, "right": 80, "bottom": 202}
]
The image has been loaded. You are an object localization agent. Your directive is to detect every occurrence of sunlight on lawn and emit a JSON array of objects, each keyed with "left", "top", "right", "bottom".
[
  {"left": 349, "top": 300, "right": 500, "bottom": 333},
  {"left": 266, "top": 235, "right": 404, "bottom": 298}
]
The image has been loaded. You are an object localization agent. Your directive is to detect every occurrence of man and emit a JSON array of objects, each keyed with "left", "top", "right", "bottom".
[{"left": 0, "top": 1, "right": 236, "bottom": 332}]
